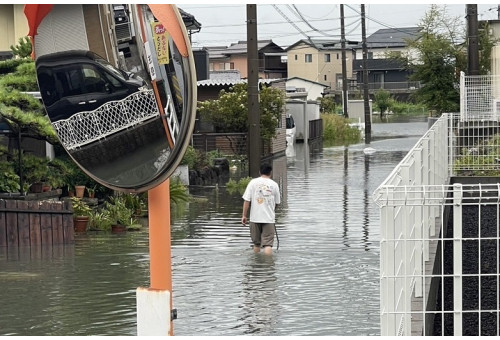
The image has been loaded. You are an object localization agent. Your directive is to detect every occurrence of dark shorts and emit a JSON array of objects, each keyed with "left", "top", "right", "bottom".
[{"left": 250, "top": 222, "right": 275, "bottom": 248}]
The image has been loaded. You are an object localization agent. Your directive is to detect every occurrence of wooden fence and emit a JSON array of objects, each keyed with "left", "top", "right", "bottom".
[{"left": 0, "top": 199, "right": 74, "bottom": 248}]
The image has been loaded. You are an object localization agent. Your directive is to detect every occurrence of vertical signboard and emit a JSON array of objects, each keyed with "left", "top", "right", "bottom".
[{"left": 151, "top": 21, "right": 169, "bottom": 65}]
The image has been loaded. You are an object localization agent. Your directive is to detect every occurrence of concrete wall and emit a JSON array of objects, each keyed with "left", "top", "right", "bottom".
[{"left": 347, "top": 99, "right": 372, "bottom": 124}]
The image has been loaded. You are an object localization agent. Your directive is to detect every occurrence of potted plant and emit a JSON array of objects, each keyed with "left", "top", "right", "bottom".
[
  {"left": 87, "top": 186, "right": 96, "bottom": 198},
  {"left": 103, "top": 195, "right": 141, "bottom": 232},
  {"left": 104, "top": 195, "right": 133, "bottom": 233},
  {"left": 71, "top": 196, "right": 92, "bottom": 232},
  {"left": 87, "top": 209, "right": 112, "bottom": 231}
]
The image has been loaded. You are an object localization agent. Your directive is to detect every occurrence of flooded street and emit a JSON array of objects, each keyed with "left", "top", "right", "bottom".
[{"left": 0, "top": 119, "right": 429, "bottom": 336}]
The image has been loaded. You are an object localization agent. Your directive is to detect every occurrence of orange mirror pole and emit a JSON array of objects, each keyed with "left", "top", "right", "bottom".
[
  {"left": 137, "top": 178, "right": 174, "bottom": 335},
  {"left": 149, "top": 178, "right": 173, "bottom": 333}
]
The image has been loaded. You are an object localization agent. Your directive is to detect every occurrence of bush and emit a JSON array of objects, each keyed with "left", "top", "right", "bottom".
[
  {"left": 321, "top": 113, "right": 361, "bottom": 146},
  {"left": 226, "top": 176, "right": 252, "bottom": 195}
]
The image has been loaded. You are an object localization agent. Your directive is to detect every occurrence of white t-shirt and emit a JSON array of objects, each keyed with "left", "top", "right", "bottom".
[{"left": 242, "top": 176, "right": 281, "bottom": 223}]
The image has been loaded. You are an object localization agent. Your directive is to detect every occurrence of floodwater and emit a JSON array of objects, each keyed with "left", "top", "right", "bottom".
[{"left": 0, "top": 118, "right": 430, "bottom": 336}]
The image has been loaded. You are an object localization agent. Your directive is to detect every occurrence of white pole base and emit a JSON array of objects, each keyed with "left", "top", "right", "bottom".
[{"left": 136, "top": 287, "right": 171, "bottom": 335}]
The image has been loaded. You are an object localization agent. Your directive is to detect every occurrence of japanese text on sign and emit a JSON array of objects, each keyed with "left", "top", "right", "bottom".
[{"left": 151, "top": 22, "right": 169, "bottom": 65}]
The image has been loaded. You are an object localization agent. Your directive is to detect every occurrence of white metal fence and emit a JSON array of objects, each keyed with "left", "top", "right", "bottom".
[
  {"left": 460, "top": 71, "right": 500, "bottom": 122},
  {"left": 375, "top": 70, "right": 500, "bottom": 335},
  {"left": 52, "top": 90, "right": 160, "bottom": 150},
  {"left": 449, "top": 111, "right": 500, "bottom": 177},
  {"left": 374, "top": 113, "right": 450, "bottom": 335}
]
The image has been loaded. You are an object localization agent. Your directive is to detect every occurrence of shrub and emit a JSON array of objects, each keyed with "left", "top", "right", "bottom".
[{"left": 321, "top": 113, "right": 361, "bottom": 146}]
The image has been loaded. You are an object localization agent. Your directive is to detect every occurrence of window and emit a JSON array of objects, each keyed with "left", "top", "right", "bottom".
[
  {"left": 219, "top": 63, "right": 224, "bottom": 70},
  {"left": 368, "top": 52, "right": 373, "bottom": 59},
  {"left": 82, "top": 64, "right": 118, "bottom": 93},
  {"left": 305, "top": 54, "right": 312, "bottom": 63},
  {"left": 337, "top": 53, "right": 339, "bottom": 60},
  {"left": 324, "top": 75, "right": 327, "bottom": 81},
  {"left": 295, "top": 54, "right": 298, "bottom": 60},
  {"left": 324, "top": 54, "right": 331, "bottom": 62},
  {"left": 224, "top": 62, "right": 234, "bottom": 70},
  {"left": 209, "top": 63, "right": 214, "bottom": 71}
]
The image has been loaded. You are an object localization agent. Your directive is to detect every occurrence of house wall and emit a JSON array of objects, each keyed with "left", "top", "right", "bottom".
[
  {"left": 287, "top": 43, "right": 352, "bottom": 91},
  {"left": 287, "top": 43, "right": 321, "bottom": 84},
  {"left": 355, "top": 46, "right": 419, "bottom": 61},
  {"left": 210, "top": 57, "right": 231, "bottom": 72},
  {"left": 0, "top": 5, "right": 28, "bottom": 54},
  {"left": 228, "top": 54, "right": 248, "bottom": 78},
  {"left": 270, "top": 81, "right": 286, "bottom": 155},
  {"left": 34, "top": 4, "right": 89, "bottom": 57},
  {"left": 286, "top": 78, "right": 326, "bottom": 101},
  {"left": 83, "top": 4, "right": 115, "bottom": 66}
]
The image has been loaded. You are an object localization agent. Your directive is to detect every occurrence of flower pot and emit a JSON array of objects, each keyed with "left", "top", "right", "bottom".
[
  {"left": 30, "top": 182, "right": 43, "bottom": 193},
  {"left": 111, "top": 224, "right": 126, "bottom": 233},
  {"left": 74, "top": 216, "right": 89, "bottom": 232},
  {"left": 75, "top": 185, "right": 86, "bottom": 198}
]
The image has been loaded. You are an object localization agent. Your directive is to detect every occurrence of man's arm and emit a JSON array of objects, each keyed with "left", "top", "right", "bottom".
[{"left": 241, "top": 200, "right": 250, "bottom": 225}]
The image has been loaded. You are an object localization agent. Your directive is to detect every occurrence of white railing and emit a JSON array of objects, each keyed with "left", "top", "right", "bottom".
[
  {"left": 164, "top": 95, "right": 179, "bottom": 145},
  {"left": 449, "top": 111, "right": 500, "bottom": 177},
  {"left": 460, "top": 71, "right": 500, "bottom": 122},
  {"left": 375, "top": 181, "right": 500, "bottom": 336},
  {"left": 52, "top": 89, "right": 160, "bottom": 150},
  {"left": 374, "top": 113, "right": 450, "bottom": 336},
  {"left": 375, "top": 72, "right": 500, "bottom": 336}
]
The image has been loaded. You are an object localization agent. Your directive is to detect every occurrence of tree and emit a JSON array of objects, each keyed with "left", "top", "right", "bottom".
[
  {"left": 407, "top": 5, "right": 466, "bottom": 114},
  {"left": 0, "top": 61, "right": 57, "bottom": 144},
  {"left": 388, "top": 5, "right": 489, "bottom": 115},
  {"left": 479, "top": 21, "right": 497, "bottom": 75},
  {"left": 374, "top": 88, "right": 393, "bottom": 118},
  {"left": 319, "top": 96, "right": 336, "bottom": 114},
  {"left": 0, "top": 58, "right": 58, "bottom": 193},
  {"left": 198, "top": 83, "right": 285, "bottom": 142},
  {"left": 10, "top": 36, "right": 32, "bottom": 59}
]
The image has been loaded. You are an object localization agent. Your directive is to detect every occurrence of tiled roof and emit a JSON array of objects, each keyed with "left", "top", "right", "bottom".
[{"left": 365, "top": 27, "right": 420, "bottom": 48}]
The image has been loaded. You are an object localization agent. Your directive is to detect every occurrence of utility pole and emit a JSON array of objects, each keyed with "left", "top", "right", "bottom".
[
  {"left": 361, "top": 4, "right": 371, "bottom": 142},
  {"left": 466, "top": 4, "right": 479, "bottom": 75},
  {"left": 247, "top": 4, "right": 260, "bottom": 178},
  {"left": 340, "top": 4, "right": 348, "bottom": 118}
]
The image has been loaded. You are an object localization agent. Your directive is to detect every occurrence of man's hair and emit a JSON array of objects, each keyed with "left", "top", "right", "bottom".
[{"left": 260, "top": 163, "right": 272, "bottom": 176}]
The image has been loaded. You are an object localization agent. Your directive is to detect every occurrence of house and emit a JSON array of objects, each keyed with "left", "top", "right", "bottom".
[
  {"left": 286, "top": 39, "right": 357, "bottom": 92},
  {"left": 352, "top": 27, "right": 421, "bottom": 99},
  {"left": 286, "top": 76, "right": 329, "bottom": 101},
  {"left": 206, "top": 39, "right": 287, "bottom": 79}
]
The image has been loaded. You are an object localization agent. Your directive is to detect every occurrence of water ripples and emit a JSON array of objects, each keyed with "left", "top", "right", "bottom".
[{"left": 0, "top": 121, "right": 429, "bottom": 335}]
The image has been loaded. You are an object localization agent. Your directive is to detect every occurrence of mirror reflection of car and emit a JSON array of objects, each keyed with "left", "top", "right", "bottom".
[
  {"left": 286, "top": 114, "right": 296, "bottom": 145},
  {"left": 36, "top": 50, "right": 146, "bottom": 122}
]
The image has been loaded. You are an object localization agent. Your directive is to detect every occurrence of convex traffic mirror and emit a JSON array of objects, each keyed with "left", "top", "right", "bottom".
[{"left": 29, "top": 4, "right": 197, "bottom": 192}]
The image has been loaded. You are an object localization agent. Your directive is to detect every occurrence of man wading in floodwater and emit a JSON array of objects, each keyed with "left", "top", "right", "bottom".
[{"left": 241, "top": 163, "right": 281, "bottom": 255}]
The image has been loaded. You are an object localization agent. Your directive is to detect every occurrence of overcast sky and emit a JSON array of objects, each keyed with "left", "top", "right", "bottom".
[{"left": 178, "top": 2, "right": 500, "bottom": 48}]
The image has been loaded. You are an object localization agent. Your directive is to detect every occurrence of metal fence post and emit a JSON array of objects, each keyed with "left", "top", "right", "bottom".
[{"left": 453, "top": 183, "right": 463, "bottom": 336}]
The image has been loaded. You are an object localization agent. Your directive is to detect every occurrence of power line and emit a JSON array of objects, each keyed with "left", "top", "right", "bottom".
[
  {"left": 271, "top": 4, "right": 312, "bottom": 42},
  {"left": 345, "top": 4, "right": 421, "bottom": 37},
  {"left": 289, "top": 4, "right": 331, "bottom": 37}
]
